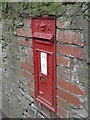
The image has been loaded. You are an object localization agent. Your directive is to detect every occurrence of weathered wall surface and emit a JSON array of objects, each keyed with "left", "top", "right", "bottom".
[
  {"left": 2, "top": 2, "right": 89, "bottom": 118},
  {"left": 0, "top": 9, "right": 2, "bottom": 111}
]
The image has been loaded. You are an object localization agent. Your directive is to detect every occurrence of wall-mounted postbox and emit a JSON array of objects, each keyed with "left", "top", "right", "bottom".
[{"left": 31, "top": 17, "right": 56, "bottom": 112}]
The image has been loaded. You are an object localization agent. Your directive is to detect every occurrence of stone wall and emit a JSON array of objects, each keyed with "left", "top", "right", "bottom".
[{"left": 2, "top": 2, "right": 89, "bottom": 118}]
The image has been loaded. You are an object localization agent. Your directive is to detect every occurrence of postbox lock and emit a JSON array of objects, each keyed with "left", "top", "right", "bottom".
[{"left": 39, "top": 74, "right": 47, "bottom": 84}]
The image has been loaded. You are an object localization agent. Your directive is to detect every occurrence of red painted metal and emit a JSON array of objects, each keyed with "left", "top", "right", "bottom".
[{"left": 31, "top": 17, "right": 56, "bottom": 112}]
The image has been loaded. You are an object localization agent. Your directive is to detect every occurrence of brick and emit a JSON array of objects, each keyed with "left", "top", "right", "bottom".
[
  {"left": 57, "top": 97, "right": 69, "bottom": 110},
  {"left": 51, "top": 111, "right": 57, "bottom": 118},
  {"left": 26, "top": 57, "right": 33, "bottom": 66},
  {"left": 58, "top": 79, "right": 85, "bottom": 95},
  {"left": 57, "top": 88, "right": 84, "bottom": 107},
  {"left": 41, "top": 104, "right": 51, "bottom": 117},
  {"left": 34, "top": 100, "right": 42, "bottom": 110},
  {"left": 27, "top": 48, "right": 33, "bottom": 57},
  {"left": 57, "top": 31, "right": 85, "bottom": 46},
  {"left": 57, "top": 44, "right": 85, "bottom": 59},
  {"left": 28, "top": 80, "right": 34, "bottom": 90},
  {"left": 17, "top": 28, "right": 31, "bottom": 37},
  {"left": 23, "top": 19, "right": 31, "bottom": 27},
  {"left": 57, "top": 55, "right": 70, "bottom": 67},
  {"left": 20, "top": 62, "right": 34, "bottom": 74},
  {"left": 21, "top": 69, "right": 34, "bottom": 82},
  {"left": 37, "top": 113, "right": 45, "bottom": 118},
  {"left": 56, "top": 21, "right": 65, "bottom": 28},
  {"left": 28, "top": 88, "right": 35, "bottom": 98},
  {"left": 18, "top": 37, "right": 32, "bottom": 47},
  {"left": 57, "top": 67, "right": 70, "bottom": 80},
  {"left": 57, "top": 106, "right": 68, "bottom": 118}
]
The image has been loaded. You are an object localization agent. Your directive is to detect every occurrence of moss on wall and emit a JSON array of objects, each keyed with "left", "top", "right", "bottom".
[
  {"left": 31, "top": 2, "right": 61, "bottom": 16},
  {"left": 2, "top": 2, "right": 89, "bottom": 22},
  {"left": 2, "top": 2, "right": 61, "bottom": 18}
]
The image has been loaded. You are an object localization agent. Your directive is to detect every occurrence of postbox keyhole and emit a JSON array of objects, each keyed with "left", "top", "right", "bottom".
[
  {"left": 40, "top": 76, "right": 44, "bottom": 80},
  {"left": 39, "top": 74, "right": 47, "bottom": 84}
]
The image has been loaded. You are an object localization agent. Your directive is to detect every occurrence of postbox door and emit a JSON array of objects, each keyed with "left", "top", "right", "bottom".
[
  {"left": 37, "top": 51, "right": 54, "bottom": 105},
  {"left": 34, "top": 42, "right": 56, "bottom": 111}
]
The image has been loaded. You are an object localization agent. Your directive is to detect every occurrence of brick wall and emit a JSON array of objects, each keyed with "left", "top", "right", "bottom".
[
  {"left": 56, "top": 20, "right": 87, "bottom": 118},
  {"left": 16, "top": 15, "right": 88, "bottom": 118},
  {"left": 2, "top": 2, "right": 89, "bottom": 118}
]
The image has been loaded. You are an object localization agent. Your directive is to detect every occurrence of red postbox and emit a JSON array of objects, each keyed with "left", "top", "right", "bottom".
[{"left": 31, "top": 17, "right": 56, "bottom": 112}]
